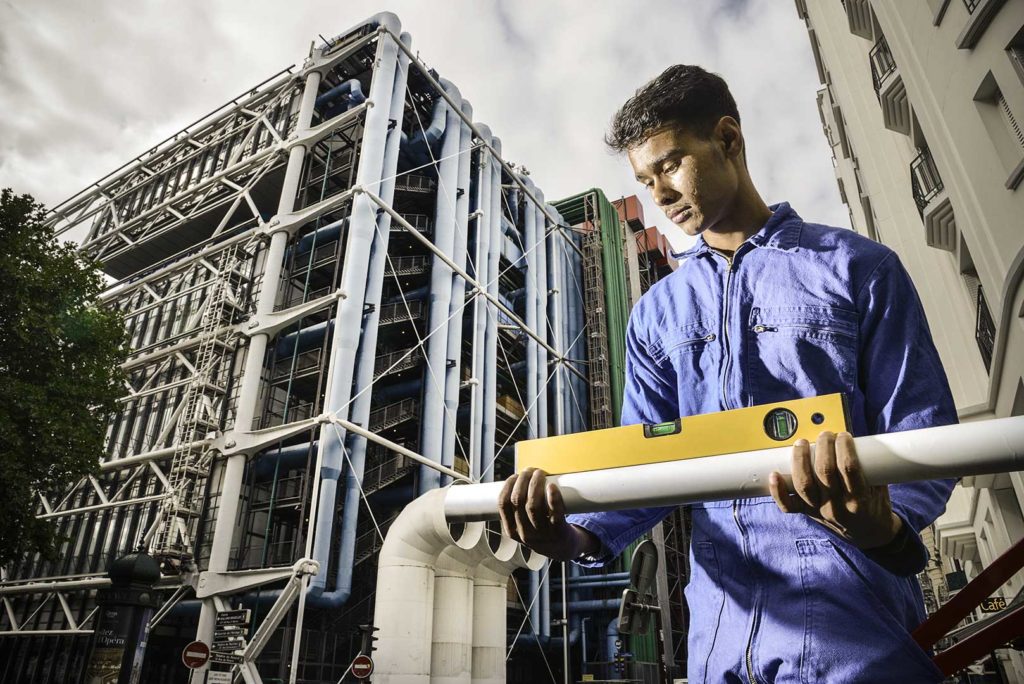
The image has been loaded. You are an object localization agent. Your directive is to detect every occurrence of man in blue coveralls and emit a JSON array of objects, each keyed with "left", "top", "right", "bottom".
[{"left": 497, "top": 65, "right": 957, "bottom": 682}]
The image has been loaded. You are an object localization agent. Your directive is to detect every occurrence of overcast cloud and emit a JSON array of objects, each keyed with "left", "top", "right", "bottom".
[{"left": 0, "top": 0, "right": 848, "bottom": 251}]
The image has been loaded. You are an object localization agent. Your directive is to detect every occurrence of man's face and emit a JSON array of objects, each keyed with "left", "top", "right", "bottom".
[{"left": 627, "top": 123, "right": 740, "bottom": 238}]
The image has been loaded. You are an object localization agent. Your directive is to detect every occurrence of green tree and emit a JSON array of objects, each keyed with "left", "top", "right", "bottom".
[{"left": 0, "top": 189, "right": 126, "bottom": 566}]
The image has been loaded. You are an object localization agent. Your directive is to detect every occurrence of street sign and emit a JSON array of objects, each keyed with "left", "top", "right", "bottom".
[
  {"left": 351, "top": 654, "right": 374, "bottom": 679},
  {"left": 209, "top": 651, "right": 245, "bottom": 665},
  {"left": 212, "top": 636, "right": 246, "bottom": 650},
  {"left": 207, "top": 672, "right": 232, "bottom": 684},
  {"left": 981, "top": 596, "right": 1008, "bottom": 613},
  {"left": 181, "top": 641, "right": 210, "bottom": 669},
  {"left": 216, "top": 609, "right": 251, "bottom": 627}
]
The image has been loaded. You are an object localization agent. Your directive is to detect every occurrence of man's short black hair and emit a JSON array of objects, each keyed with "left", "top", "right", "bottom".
[{"left": 606, "top": 65, "right": 741, "bottom": 152}]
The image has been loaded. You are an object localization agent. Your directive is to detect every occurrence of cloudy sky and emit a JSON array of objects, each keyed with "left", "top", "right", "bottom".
[{"left": 0, "top": 0, "right": 848, "bottom": 251}]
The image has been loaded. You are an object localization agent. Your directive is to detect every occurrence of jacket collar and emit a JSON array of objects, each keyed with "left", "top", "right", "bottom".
[{"left": 670, "top": 202, "right": 803, "bottom": 259}]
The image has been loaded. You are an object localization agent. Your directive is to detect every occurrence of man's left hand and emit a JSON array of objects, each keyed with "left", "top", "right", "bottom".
[{"left": 768, "top": 431, "right": 902, "bottom": 550}]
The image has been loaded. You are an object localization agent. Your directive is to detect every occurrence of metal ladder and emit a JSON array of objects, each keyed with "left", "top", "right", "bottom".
[
  {"left": 582, "top": 229, "right": 613, "bottom": 430},
  {"left": 151, "top": 243, "right": 245, "bottom": 563}
]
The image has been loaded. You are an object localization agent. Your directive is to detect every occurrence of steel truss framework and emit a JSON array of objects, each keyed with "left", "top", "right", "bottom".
[{"left": 0, "top": 15, "right": 607, "bottom": 684}]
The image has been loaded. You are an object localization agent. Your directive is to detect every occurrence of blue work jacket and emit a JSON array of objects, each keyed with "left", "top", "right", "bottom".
[{"left": 566, "top": 203, "right": 957, "bottom": 683}]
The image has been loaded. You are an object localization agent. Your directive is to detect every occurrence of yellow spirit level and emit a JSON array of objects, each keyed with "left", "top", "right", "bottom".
[{"left": 515, "top": 394, "right": 851, "bottom": 475}]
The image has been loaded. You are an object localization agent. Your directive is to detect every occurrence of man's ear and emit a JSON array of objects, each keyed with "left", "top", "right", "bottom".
[{"left": 715, "top": 116, "right": 744, "bottom": 161}]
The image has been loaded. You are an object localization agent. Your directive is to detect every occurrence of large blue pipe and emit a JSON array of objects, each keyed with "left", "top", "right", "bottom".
[
  {"left": 553, "top": 600, "right": 621, "bottom": 613},
  {"left": 383, "top": 284, "right": 430, "bottom": 304},
  {"left": 315, "top": 79, "right": 366, "bottom": 117},
  {"left": 290, "top": 218, "right": 346, "bottom": 257},
  {"left": 502, "top": 233, "right": 524, "bottom": 266},
  {"left": 398, "top": 92, "right": 447, "bottom": 171},
  {"left": 251, "top": 442, "right": 318, "bottom": 478},
  {"left": 373, "top": 377, "right": 423, "bottom": 403},
  {"left": 276, "top": 320, "right": 334, "bottom": 357}
]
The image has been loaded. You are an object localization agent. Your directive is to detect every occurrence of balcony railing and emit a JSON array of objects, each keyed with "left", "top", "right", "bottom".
[
  {"left": 392, "top": 213, "right": 434, "bottom": 238},
  {"left": 910, "top": 148, "right": 944, "bottom": 218},
  {"left": 963, "top": 0, "right": 980, "bottom": 13},
  {"left": 976, "top": 285, "right": 995, "bottom": 372},
  {"left": 368, "top": 397, "right": 420, "bottom": 431},
  {"left": 378, "top": 299, "right": 424, "bottom": 326},
  {"left": 394, "top": 174, "right": 436, "bottom": 193},
  {"left": 384, "top": 255, "right": 431, "bottom": 277},
  {"left": 869, "top": 36, "right": 897, "bottom": 98},
  {"left": 374, "top": 346, "right": 424, "bottom": 376}
]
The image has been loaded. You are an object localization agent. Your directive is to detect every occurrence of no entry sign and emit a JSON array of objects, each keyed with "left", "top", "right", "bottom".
[
  {"left": 181, "top": 640, "right": 210, "bottom": 669},
  {"left": 351, "top": 654, "right": 374, "bottom": 679}
]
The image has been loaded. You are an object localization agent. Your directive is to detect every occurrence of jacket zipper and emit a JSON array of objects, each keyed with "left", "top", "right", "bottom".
[
  {"left": 753, "top": 322, "right": 855, "bottom": 340},
  {"left": 716, "top": 253, "right": 735, "bottom": 411},
  {"left": 735, "top": 499, "right": 759, "bottom": 684},
  {"left": 717, "top": 249, "right": 758, "bottom": 683},
  {"left": 664, "top": 332, "right": 717, "bottom": 355}
]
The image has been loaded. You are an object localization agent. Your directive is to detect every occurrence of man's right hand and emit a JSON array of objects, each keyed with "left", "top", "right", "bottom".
[{"left": 497, "top": 467, "right": 600, "bottom": 562}]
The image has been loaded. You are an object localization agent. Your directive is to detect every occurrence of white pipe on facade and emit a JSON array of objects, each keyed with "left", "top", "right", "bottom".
[
  {"left": 444, "top": 416, "right": 1024, "bottom": 521},
  {"left": 480, "top": 142, "right": 504, "bottom": 484},
  {"left": 419, "top": 80, "right": 462, "bottom": 495},
  {"left": 440, "top": 100, "right": 475, "bottom": 487},
  {"left": 519, "top": 177, "right": 543, "bottom": 641},
  {"left": 468, "top": 126, "right": 495, "bottom": 481}
]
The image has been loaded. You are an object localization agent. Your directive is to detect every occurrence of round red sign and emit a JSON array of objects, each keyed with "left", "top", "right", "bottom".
[
  {"left": 181, "top": 640, "right": 210, "bottom": 669},
  {"left": 351, "top": 654, "right": 374, "bottom": 679}
]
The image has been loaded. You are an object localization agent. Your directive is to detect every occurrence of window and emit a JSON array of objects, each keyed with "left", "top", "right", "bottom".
[
  {"left": 927, "top": 0, "right": 951, "bottom": 26},
  {"left": 910, "top": 147, "right": 944, "bottom": 218},
  {"left": 957, "top": 0, "right": 1008, "bottom": 49},
  {"left": 1009, "top": 24, "right": 1024, "bottom": 85},
  {"left": 973, "top": 71, "right": 1024, "bottom": 189},
  {"left": 959, "top": 238, "right": 996, "bottom": 372}
]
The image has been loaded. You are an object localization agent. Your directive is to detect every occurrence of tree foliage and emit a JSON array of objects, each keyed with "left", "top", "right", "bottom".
[{"left": 0, "top": 189, "right": 126, "bottom": 566}]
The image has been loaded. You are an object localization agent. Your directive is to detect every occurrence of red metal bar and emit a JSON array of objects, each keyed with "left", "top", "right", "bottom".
[
  {"left": 932, "top": 601, "right": 1024, "bottom": 675},
  {"left": 913, "top": 536, "right": 1024, "bottom": 650}
]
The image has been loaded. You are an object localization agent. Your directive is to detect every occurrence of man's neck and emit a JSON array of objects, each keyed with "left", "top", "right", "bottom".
[{"left": 702, "top": 191, "right": 773, "bottom": 254}]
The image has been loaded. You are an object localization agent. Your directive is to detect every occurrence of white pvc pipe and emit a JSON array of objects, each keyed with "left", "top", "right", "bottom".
[
  {"left": 444, "top": 416, "right": 1024, "bottom": 521},
  {"left": 431, "top": 543, "right": 481, "bottom": 684},
  {"left": 468, "top": 533, "right": 543, "bottom": 684},
  {"left": 373, "top": 487, "right": 545, "bottom": 684}
]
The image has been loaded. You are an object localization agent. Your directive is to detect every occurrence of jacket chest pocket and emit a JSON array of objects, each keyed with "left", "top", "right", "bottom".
[
  {"left": 649, "top": 321, "right": 716, "bottom": 362},
  {"left": 746, "top": 305, "right": 859, "bottom": 403},
  {"left": 648, "top": 322, "right": 719, "bottom": 416}
]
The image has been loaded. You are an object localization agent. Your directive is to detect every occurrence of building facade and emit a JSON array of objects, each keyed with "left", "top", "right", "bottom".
[
  {"left": 796, "top": 0, "right": 1024, "bottom": 678},
  {"left": 0, "top": 13, "right": 687, "bottom": 683},
  {"left": 0, "top": 14, "right": 594, "bottom": 683}
]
